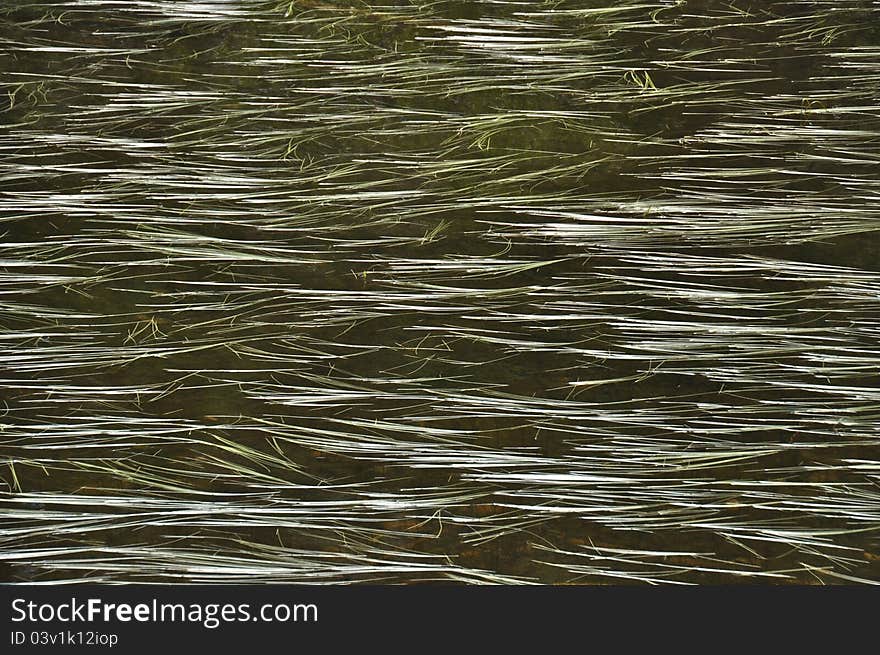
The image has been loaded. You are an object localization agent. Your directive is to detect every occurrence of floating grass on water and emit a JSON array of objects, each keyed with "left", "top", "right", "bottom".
[{"left": 1, "top": 0, "right": 879, "bottom": 584}]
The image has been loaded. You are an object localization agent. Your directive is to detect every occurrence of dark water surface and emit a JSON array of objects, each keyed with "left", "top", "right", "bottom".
[{"left": 2, "top": 0, "right": 880, "bottom": 583}]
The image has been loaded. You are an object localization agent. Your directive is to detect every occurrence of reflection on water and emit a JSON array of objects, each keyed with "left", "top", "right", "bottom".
[{"left": 1, "top": 0, "right": 879, "bottom": 584}]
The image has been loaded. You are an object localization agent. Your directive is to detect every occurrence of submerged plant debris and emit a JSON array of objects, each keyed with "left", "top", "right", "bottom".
[{"left": 1, "top": 0, "right": 879, "bottom": 584}]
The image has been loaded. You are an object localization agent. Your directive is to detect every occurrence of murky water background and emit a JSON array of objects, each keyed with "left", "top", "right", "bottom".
[{"left": 2, "top": 0, "right": 879, "bottom": 583}]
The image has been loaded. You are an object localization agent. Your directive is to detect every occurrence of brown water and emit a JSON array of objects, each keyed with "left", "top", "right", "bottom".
[{"left": 1, "top": 0, "right": 879, "bottom": 584}]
